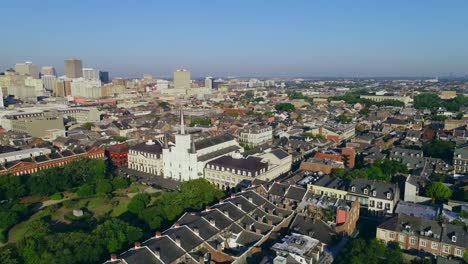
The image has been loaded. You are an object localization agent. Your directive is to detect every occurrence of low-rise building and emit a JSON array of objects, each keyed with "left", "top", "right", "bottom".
[
  {"left": 239, "top": 124, "right": 272, "bottom": 147},
  {"left": 453, "top": 147, "right": 468, "bottom": 175},
  {"left": 309, "top": 175, "right": 399, "bottom": 215},
  {"left": 128, "top": 140, "right": 163, "bottom": 176},
  {"left": 377, "top": 213, "right": 467, "bottom": 260}
]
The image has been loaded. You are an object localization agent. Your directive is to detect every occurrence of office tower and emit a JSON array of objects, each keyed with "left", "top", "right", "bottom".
[
  {"left": 205, "top": 76, "right": 214, "bottom": 89},
  {"left": 173, "top": 69, "right": 191, "bottom": 89},
  {"left": 41, "top": 66, "right": 56, "bottom": 76},
  {"left": 99, "top": 71, "right": 109, "bottom": 84},
  {"left": 82, "top": 68, "right": 99, "bottom": 80},
  {"left": 53, "top": 79, "right": 65, "bottom": 97},
  {"left": 14, "top": 61, "right": 39, "bottom": 79},
  {"left": 42, "top": 75, "right": 57, "bottom": 91},
  {"left": 64, "top": 58, "right": 83, "bottom": 78}
]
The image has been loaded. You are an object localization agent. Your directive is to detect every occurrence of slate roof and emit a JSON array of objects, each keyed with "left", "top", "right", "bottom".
[
  {"left": 118, "top": 247, "right": 162, "bottom": 264},
  {"left": 163, "top": 225, "right": 204, "bottom": 252},
  {"left": 178, "top": 213, "right": 219, "bottom": 240},
  {"left": 270, "top": 148, "right": 289, "bottom": 160},
  {"left": 206, "top": 155, "right": 268, "bottom": 173},
  {"left": 313, "top": 175, "right": 398, "bottom": 201},
  {"left": 395, "top": 201, "right": 440, "bottom": 220},
  {"left": 194, "top": 133, "right": 235, "bottom": 150},
  {"left": 285, "top": 185, "right": 307, "bottom": 201},
  {"left": 378, "top": 213, "right": 442, "bottom": 242},
  {"left": 441, "top": 223, "right": 468, "bottom": 248},
  {"left": 290, "top": 215, "right": 337, "bottom": 245},
  {"left": 130, "top": 141, "right": 163, "bottom": 156},
  {"left": 143, "top": 236, "right": 186, "bottom": 264}
]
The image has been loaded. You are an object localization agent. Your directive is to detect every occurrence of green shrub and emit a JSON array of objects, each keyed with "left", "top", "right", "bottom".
[
  {"left": 50, "top": 193, "right": 63, "bottom": 200},
  {"left": 128, "top": 186, "right": 139, "bottom": 193},
  {"left": 63, "top": 200, "right": 78, "bottom": 209}
]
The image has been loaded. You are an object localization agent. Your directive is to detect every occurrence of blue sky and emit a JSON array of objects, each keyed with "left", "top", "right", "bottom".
[{"left": 1, "top": 0, "right": 468, "bottom": 78}]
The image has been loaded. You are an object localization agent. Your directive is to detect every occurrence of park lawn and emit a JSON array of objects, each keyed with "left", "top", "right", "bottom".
[
  {"left": 110, "top": 197, "right": 131, "bottom": 217},
  {"left": 8, "top": 207, "right": 54, "bottom": 243}
]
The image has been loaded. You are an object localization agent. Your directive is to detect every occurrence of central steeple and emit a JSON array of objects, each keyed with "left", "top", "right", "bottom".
[{"left": 179, "top": 109, "right": 185, "bottom": 135}]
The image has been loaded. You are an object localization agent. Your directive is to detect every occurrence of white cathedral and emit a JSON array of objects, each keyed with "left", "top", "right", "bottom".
[{"left": 162, "top": 110, "right": 241, "bottom": 181}]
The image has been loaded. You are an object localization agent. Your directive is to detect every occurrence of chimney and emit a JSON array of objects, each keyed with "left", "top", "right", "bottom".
[
  {"left": 237, "top": 203, "right": 242, "bottom": 210},
  {"left": 155, "top": 231, "right": 162, "bottom": 237},
  {"left": 267, "top": 219, "right": 273, "bottom": 226},
  {"left": 199, "top": 255, "right": 205, "bottom": 264},
  {"left": 248, "top": 197, "right": 253, "bottom": 203},
  {"left": 209, "top": 218, "right": 215, "bottom": 226},
  {"left": 205, "top": 206, "right": 211, "bottom": 211},
  {"left": 256, "top": 228, "right": 262, "bottom": 234},
  {"left": 154, "top": 249, "right": 160, "bottom": 258},
  {"left": 219, "top": 199, "right": 225, "bottom": 204},
  {"left": 134, "top": 242, "right": 141, "bottom": 249},
  {"left": 217, "top": 242, "right": 223, "bottom": 252},
  {"left": 230, "top": 194, "right": 236, "bottom": 199},
  {"left": 110, "top": 254, "right": 117, "bottom": 261},
  {"left": 175, "top": 237, "right": 181, "bottom": 247},
  {"left": 223, "top": 210, "right": 229, "bottom": 217},
  {"left": 193, "top": 227, "right": 200, "bottom": 236},
  {"left": 174, "top": 222, "right": 181, "bottom": 228},
  {"left": 241, "top": 188, "right": 246, "bottom": 192}
]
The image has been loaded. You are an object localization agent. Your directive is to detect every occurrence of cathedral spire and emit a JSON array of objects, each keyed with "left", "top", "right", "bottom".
[{"left": 180, "top": 109, "right": 185, "bottom": 135}]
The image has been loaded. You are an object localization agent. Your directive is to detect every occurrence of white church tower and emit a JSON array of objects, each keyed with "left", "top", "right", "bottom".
[{"left": 163, "top": 110, "right": 199, "bottom": 181}]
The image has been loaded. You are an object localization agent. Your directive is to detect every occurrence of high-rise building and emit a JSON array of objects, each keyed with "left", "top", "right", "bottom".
[
  {"left": 99, "top": 71, "right": 109, "bottom": 84},
  {"left": 41, "top": 66, "right": 56, "bottom": 76},
  {"left": 14, "top": 62, "right": 39, "bottom": 79},
  {"left": 42, "top": 75, "right": 57, "bottom": 91},
  {"left": 173, "top": 69, "right": 191, "bottom": 89},
  {"left": 82, "top": 68, "right": 99, "bottom": 80},
  {"left": 205, "top": 76, "right": 214, "bottom": 89},
  {"left": 70, "top": 78, "right": 102, "bottom": 98},
  {"left": 64, "top": 58, "right": 83, "bottom": 78},
  {"left": 52, "top": 79, "right": 66, "bottom": 97}
]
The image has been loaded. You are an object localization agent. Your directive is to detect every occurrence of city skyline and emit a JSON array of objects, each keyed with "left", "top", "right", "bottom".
[{"left": 1, "top": 0, "right": 468, "bottom": 78}]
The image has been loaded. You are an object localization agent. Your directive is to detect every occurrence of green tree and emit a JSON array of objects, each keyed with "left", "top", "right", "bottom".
[
  {"left": 95, "top": 179, "right": 113, "bottom": 194},
  {"left": 93, "top": 219, "right": 143, "bottom": 253},
  {"left": 414, "top": 93, "right": 441, "bottom": 109},
  {"left": 111, "top": 177, "right": 129, "bottom": 190},
  {"left": 190, "top": 118, "right": 211, "bottom": 127},
  {"left": 0, "top": 211, "right": 19, "bottom": 229},
  {"left": 158, "top": 101, "right": 169, "bottom": 107},
  {"left": 275, "top": 103, "right": 296, "bottom": 112},
  {"left": 422, "top": 139, "right": 455, "bottom": 163},
  {"left": 81, "top": 122, "right": 94, "bottom": 130},
  {"left": 425, "top": 182, "right": 452, "bottom": 203},
  {"left": 77, "top": 184, "right": 95, "bottom": 197},
  {"left": 0, "top": 174, "right": 27, "bottom": 200}
]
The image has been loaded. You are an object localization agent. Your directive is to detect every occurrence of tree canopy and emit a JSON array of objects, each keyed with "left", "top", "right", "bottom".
[
  {"left": 275, "top": 103, "right": 296, "bottom": 112},
  {"left": 335, "top": 239, "right": 403, "bottom": 264},
  {"left": 422, "top": 139, "right": 455, "bottom": 163},
  {"left": 425, "top": 182, "right": 452, "bottom": 203},
  {"left": 331, "top": 159, "right": 408, "bottom": 182}
]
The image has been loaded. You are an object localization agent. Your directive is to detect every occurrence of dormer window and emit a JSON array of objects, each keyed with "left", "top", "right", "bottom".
[
  {"left": 351, "top": 186, "right": 356, "bottom": 192},
  {"left": 386, "top": 193, "right": 391, "bottom": 199},
  {"left": 364, "top": 189, "right": 368, "bottom": 195},
  {"left": 452, "top": 236, "right": 457, "bottom": 242},
  {"left": 373, "top": 191, "right": 377, "bottom": 197}
]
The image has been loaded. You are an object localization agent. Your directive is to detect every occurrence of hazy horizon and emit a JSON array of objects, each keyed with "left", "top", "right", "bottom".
[{"left": 1, "top": 0, "right": 468, "bottom": 78}]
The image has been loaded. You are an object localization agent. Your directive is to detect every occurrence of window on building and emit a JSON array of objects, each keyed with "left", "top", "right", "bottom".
[
  {"left": 386, "top": 193, "right": 391, "bottom": 199},
  {"left": 399, "top": 234, "right": 405, "bottom": 242},
  {"left": 452, "top": 236, "right": 457, "bottom": 242},
  {"left": 431, "top": 242, "right": 438, "bottom": 250},
  {"left": 351, "top": 186, "right": 355, "bottom": 192},
  {"left": 385, "top": 203, "right": 390, "bottom": 210},
  {"left": 389, "top": 232, "right": 395, "bottom": 239},
  {"left": 364, "top": 189, "right": 368, "bottom": 195},
  {"left": 370, "top": 200, "right": 375, "bottom": 207},
  {"left": 410, "top": 237, "right": 416, "bottom": 245},
  {"left": 455, "top": 248, "right": 462, "bottom": 257},
  {"left": 420, "top": 240, "right": 426, "bottom": 247},
  {"left": 443, "top": 245, "right": 450, "bottom": 253},
  {"left": 377, "top": 202, "right": 382, "bottom": 209},
  {"left": 380, "top": 230, "right": 386, "bottom": 239},
  {"left": 373, "top": 190, "right": 377, "bottom": 197}
]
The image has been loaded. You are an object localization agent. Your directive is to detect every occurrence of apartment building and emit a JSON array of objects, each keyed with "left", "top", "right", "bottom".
[
  {"left": 239, "top": 124, "right": 273, "bottom": 147},
  {"left": 377, "top": 213, "right": 467, "bottom": 260},
  {"left": 309, "top": 175, "right": 399, "bottom": 215}
]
